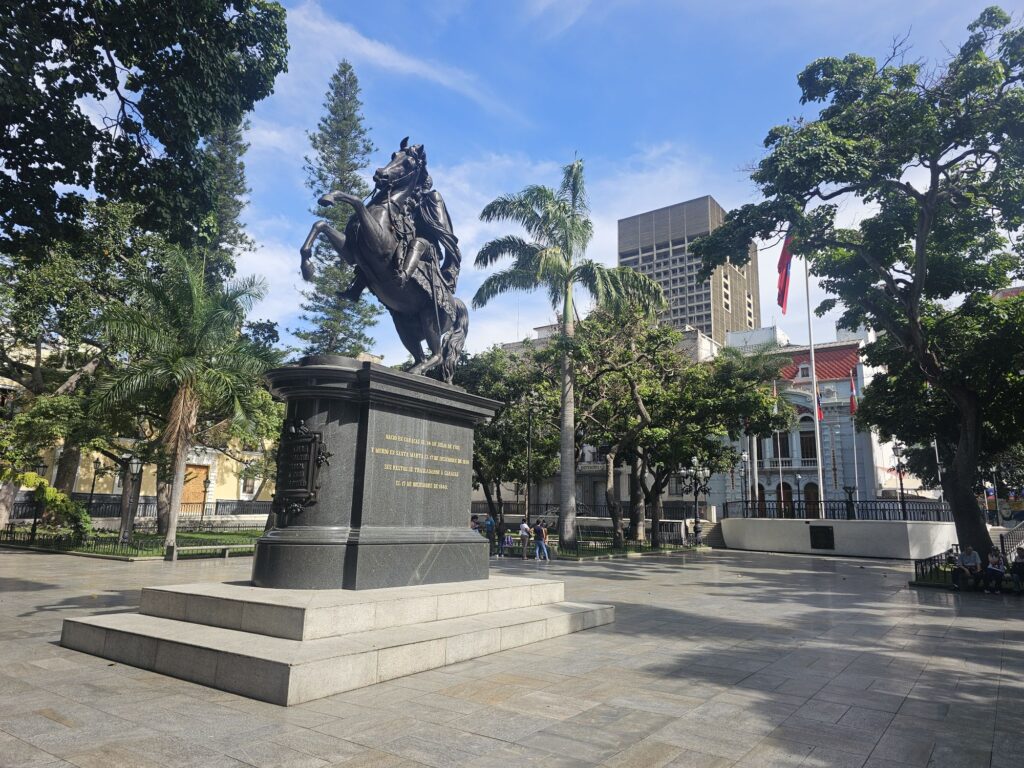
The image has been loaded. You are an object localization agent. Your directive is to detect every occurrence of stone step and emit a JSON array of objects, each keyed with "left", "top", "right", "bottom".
[
  {"left": 61, "top": 599, "right": 612, "bottom": 706},
  {"left": 140, "top": 575, "right": 564, "bottom": 640},
  {"left": 704, "top": 522, "right": 727, "bottom": 548}
]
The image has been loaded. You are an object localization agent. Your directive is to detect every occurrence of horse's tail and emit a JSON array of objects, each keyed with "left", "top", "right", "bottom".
[{"left": 439, "top": 298, "right": 468, "bottom": 384}]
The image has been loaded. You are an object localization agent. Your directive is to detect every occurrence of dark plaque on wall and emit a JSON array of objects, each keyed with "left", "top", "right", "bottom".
[{"left": 274, "top": 418, "right": 329, "bottom": 527}]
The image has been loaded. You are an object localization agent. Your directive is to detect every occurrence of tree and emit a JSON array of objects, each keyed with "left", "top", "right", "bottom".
[
  {"left": 200, "top": 116, "right": 255, "bottom": 283},
  {"left": 634, "top": 348, "right": 788, "bottom": 548},
  {"left": 692, "top": 7, "right": 1024, "bottom": 554},
  {"left": 473, "top": 158, "right": 663, "bottom": 547},
  {"left": 292, "top": 60, "right": 380, "bottom": 357},
  {"left": 0, "top": 201, "right": 160, "bottom": 523},
  {"left": 93, "top": 257, "right": 276, "bottom": 546},
  {"left": 856, "top": 293, "right": 1024, "bottom": 499},
  {"left": 570, "top": 304, "right": 682, "bottom": 547},
  {"left": 453, "top": 347, "right": 559, "bottom": 529},
  {"left": 1, "top": 0, "right": 288, "bottom": 259}
]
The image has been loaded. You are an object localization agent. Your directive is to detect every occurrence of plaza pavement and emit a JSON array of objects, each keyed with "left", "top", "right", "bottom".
[{"left": 0, "top": 547, "right": 1020, "bottom": 768}]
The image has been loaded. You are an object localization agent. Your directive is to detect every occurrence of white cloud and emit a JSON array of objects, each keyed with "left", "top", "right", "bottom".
[
  {"left": 523, "top": 0, "right": 594, "bottom": 37},
  {"left": 283, "top": 1, "right": 519, "bottom": 121}
]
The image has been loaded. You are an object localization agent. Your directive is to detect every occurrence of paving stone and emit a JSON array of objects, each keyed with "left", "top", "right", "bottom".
[{"left": 2, "top": 547, "right": 1013, "bottom": 767}]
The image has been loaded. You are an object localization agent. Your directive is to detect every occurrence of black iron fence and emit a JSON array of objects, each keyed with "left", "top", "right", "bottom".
[
  {"left": 913, "top": 545, "right": 959, "bottom": 586},
  {"left": 470, "top": 500, "right": 705, "bottom": 522},
  {"left": 723, "top": 499, "right": 952, "bottom": 522},
  {"left": 11, "top": 494, "right": 272, "bottom": 523},
  {"left": 1000, "top": 524, "right": 1024, "bottom": 561},
  {"left": 0, "top": 527, "right": 262, "bottom": 558}
]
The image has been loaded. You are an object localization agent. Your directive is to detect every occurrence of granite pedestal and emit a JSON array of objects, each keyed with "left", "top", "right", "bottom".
[
  {"left": 60, "top": 357, "right": 615, "bottom": 705},
  {"left": 252, "top": 356, "right": 498, "bottom": 590},
  {"left": 60, "top": 576, "right": 614, "bottom": 705}
]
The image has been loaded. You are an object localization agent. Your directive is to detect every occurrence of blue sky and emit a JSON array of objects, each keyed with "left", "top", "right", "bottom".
[{"left": 237, "top": 0, "right": 1007, "bottom": 362}]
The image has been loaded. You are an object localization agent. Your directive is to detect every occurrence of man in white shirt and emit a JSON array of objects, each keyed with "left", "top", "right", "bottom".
[{"left": 519, "top": 519, "right": 531, "bottom": 560}]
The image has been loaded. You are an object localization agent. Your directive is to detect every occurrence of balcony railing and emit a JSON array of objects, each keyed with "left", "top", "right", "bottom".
[{"left": 756, "top": 458, "right": 818, "bottom": 469}]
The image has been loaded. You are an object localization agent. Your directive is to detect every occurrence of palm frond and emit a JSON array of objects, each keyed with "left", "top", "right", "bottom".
[
  {"left": 480, "top": 186, "right": 558, "bottom": 241},
  {"left": 472, "top": 268, "right": 543, "bottom": 309},
  {"left": 475, "top": 235, "right": 541, "bottom": 268},
  {"left": 558, "top": 158, "right": 590, "bottom": 217}
]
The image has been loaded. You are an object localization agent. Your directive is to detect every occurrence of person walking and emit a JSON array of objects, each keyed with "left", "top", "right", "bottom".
[
  {"left": 533, "top": 519, "right": 550, "bottom": 562},
  {"left": 519, "top": 518, "right": 531, "bottom": 559}
]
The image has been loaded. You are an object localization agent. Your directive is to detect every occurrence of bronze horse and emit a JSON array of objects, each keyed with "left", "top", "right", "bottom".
[{"left": 299, "top": 138, "right": 467, "bottom": 383}]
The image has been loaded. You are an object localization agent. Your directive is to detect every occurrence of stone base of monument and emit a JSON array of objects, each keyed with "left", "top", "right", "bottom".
[{"left": 60, "top": 575, "right": 613, "bottom": 706}]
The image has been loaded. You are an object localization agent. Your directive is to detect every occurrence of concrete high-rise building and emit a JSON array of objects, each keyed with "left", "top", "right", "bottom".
[{"left": 618, "top": 195, "right": 761, "bottom": 344}]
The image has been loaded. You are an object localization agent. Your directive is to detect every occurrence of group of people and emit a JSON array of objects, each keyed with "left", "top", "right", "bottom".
[
  {"left": 950, "top": 544, "right": 1024, "bottom": 594},
  {"left": 470, "top": 515, "right": 551, "bottom": 561}
]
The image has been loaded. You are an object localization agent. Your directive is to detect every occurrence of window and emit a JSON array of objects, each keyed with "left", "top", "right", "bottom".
[
  {"left": 774, "top": 433, "right": 790, "bottom": 459},
  {"left": 800, "top": 431, "right": 817, "bottom": 460},
  {"left": 242, "top": 475, "right": 256, "bottom": 495},
  {"left": 797, "top": 363, "right": 810, "bottom": 378}
]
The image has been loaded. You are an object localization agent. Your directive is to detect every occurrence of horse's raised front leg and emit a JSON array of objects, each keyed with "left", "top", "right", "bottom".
[
  {"left": 320, "top": 192, "right": 391, "bottom": 257},
  {"left": 299, "top": 220, "right": 349, "bottom": 281}
]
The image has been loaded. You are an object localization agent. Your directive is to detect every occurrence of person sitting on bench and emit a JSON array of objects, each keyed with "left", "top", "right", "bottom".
[
  {"left": 983, "top": 547, "right": 1007, "bottom": 594},
  {"left": 951, "top": 545, "right": 983, "bottom": 591}
]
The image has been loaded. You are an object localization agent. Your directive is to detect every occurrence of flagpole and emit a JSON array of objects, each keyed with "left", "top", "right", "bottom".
[
  {"left": 804, "top": 258, "right": 827, "bottom": 512},
  {"left": 850, "top": 367, "right": 860, "bottom": 502},
  {"left": 773, "top": 380, "right": 784, "bottom": 511}
]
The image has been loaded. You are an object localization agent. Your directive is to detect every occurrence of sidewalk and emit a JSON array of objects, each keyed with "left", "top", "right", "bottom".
[{"left": 0, "top": 547, "right": 1019, "bottom": 767}]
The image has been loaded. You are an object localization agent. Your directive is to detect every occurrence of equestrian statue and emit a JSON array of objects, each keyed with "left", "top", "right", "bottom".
[{"left": 299, "top": 138, "right": 468, "bottom": 383}]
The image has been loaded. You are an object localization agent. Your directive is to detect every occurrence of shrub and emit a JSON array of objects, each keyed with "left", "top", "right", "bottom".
[{"left": 20, "top": 472, "right": 93, "bottom": 540}]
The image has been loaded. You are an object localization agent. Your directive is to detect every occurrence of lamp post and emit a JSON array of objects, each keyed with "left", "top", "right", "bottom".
[
  {"left": 893, "top": 443, "right": 908, "bottom": 521},
  {"left": 740, "top": 451, "right": 749, "bottom": 514},
  {"left": 29, "top": 459, "right": 46, "bottom": 544},
  {"left": 120, "top": 455, "right": 144, "bottom": 542},
  {"left": 87, "top": 458, "right": 102, "bottom": 517},
  {"left": 795, "top": 474, "right": 802, "bottom": 518},
  {"left": 201, "top": 477, "right": 211, "bottom": 524},
  {"left": 525, "top": 402, "right": 533, "bottom": 525},
  {"left": 680, "top": 457, "right": 711, "bottom": 545},
  {"left": 842, "top": 485, "right": 857, "bottom": 520}
]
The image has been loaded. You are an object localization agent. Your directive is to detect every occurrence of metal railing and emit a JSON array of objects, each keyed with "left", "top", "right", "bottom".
[
  {"left": 1001, "top": 525, "right": 1024, "bottom": 561},
  {"left": 913, "top": 544, "right": 959, "bottom": 586},
  {"left": 12, "top": 497, "right": 272, "bottom": 522},
  {"left": 0, "top": 528, "right": 261, "bottom": 558},
  {"left": 469, "top": 500, "right": 706, "bottom": 522},
  {"left": 722, "top": 499, "right": 953, "bottom": 522}
]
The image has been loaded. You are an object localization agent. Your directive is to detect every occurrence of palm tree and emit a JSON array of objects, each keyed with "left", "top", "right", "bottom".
[
  {"left": 94, "top": 257, "right": 274, "bottom": 547},
  {"left": 473, "top": 159, "right": 663, "bottom": 548}
]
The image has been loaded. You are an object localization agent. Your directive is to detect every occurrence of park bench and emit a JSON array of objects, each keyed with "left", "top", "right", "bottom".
[{"left": 163, "top": 542, "right": 253, "bottom": 561}]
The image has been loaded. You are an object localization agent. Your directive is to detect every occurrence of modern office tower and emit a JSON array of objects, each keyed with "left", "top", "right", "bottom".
[{"left": 617, "top": 195, "right": 761, "bottom": 345}]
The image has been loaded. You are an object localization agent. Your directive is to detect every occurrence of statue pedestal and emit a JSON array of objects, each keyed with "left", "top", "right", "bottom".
[{"left": 252, "top": 356, "right": 498, "bottom": 590}]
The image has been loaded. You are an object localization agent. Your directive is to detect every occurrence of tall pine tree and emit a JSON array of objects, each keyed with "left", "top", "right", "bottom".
[
  {"left": 291, "top": 60, "right": 381, "bottom": 356},
  {"left": 201, "top": 117, "right": 255, "bottom": 283}
]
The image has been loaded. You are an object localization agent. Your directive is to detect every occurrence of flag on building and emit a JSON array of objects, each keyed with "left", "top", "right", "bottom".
[
  {"left": 777, "top": 232, "right": 794, "bottom": 314},
  {"left": 816, "top": 389, "right": 824, "bottom": 421},
  {"left": 849, "top": 368, "right": 858, "bottom": 415}
]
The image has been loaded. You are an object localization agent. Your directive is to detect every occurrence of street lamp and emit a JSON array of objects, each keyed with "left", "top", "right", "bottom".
[
  {"left": 740, "top": 451, "right": 749, "bottom": 513},
  {"left": 795, "top": 474, "right": 803, "bottom": 518},
  {"left": 87, "top": 458, "right": 102, "bottom": 516},
  {"left": 201, "top": 477, "right": 212, "bottom": 523},
  {"left": 680, "top": 457, "right": 711, "bottom": 545},
  {"left": 893, "top": 443, "right": 908, "bottom": 521}
]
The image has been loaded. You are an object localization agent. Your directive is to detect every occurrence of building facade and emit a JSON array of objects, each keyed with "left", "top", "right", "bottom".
[{"left": 618, "top": 195, "right": 761, "bottom": 345}]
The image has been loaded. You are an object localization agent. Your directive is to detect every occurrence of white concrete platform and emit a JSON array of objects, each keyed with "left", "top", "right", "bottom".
[{"left": 60, "top": 577, "right": 612, "bottom": 706}]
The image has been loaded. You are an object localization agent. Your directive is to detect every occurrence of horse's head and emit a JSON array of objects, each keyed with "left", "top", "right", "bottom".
[{"left": 373, "top": 137, "right": 426, "bottom": 191}]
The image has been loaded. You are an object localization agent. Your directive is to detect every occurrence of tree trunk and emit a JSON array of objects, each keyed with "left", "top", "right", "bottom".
[
  {"left": 944, "top": 391, "right": 993, "bottom": 554},
  {"left": 0, "top": 480, "right": 17, "bottom": 531},
  {"left": 117, "top": 462, "right": 131, "bottom": 526},
  {"left": 605, "top": 452, "right": 624, "bottom": 548},
  {"left": 156, "top": 471, "right": 171, "bottom": 536},
  {"left": 558, "top": 286, "right": 577, "bottom": 549},
  {"left": 165, "top": 442, "right": 189, "bottom": 548},
  {"left": 53, "top": 445, "right": 81, "bottom": 494},
  {"left": 650, "top": 476, "right": 666, "bottom": 550},
  {"left": 629, "top": 458, "right": 645, "bottom": 542},
  {"left": 119, "top": 469, "right": 143, "bottom": 542}
]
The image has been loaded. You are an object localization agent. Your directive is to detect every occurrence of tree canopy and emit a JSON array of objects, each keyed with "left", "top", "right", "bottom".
[
  {"left": 692, "top": 6, "right": 1024, "bottom": 552},
  {"left": 1, "top": 0, "right": 288, "bottom": 257}
]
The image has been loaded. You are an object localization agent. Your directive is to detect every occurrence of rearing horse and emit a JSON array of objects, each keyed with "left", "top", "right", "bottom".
[{"left": 299, "top": 138, "right": 468, "bottom": 383}]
